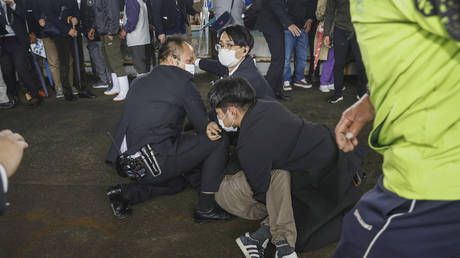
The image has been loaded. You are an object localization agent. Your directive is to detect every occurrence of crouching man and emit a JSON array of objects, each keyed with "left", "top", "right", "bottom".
[
  {"left": 207, "top": 77, "right": 367, "bottom": 258},
  {"left": 106, "top": 36, "right": 232, "bottom": 223}
]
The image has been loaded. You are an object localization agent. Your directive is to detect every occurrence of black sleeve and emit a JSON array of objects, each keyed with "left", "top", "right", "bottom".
[
  {"left": 268, "top": 0, "right": 292, "bottom": 30},
  {"left": 151, "top": 0, "right": 165, "bottom": 35},
  {"left": 198, "top": 59, "right": 228, "bottom": 77},
  {"left": 306, "top": 0, "right": 316, "bottom": 22},
  {"left": 11, "top": 0, "right": 27, "bottom": 19},
  {"left": 323, "top": 0, "right": 335, "bottom": 36},
  {"left": 182, "top": 81, "right": 209, "bottom": 133},
  {"left": 0, "top": 176, "right": 6, "bottom": 216},
  {"left": 184, "top": 0, "right": 198, "bottom": 16},
  {"left": 238, "top": 137, "right": 273, "bottom": 204}
]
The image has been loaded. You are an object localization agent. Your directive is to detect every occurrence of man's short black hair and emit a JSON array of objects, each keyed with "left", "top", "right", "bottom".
[
  {"left": 208, "top": 77, "right": 256, "bottom": 111},
  {"left": 219, "top": 25, "right": 254, "bottom": 51},
  {"left": 158, "top": 36, "right": 186, "bottom": 63}
]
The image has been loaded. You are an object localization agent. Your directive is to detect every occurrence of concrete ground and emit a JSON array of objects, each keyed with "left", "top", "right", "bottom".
[{"left": 0, "top": 74, "right": 382, "bottom": 258}]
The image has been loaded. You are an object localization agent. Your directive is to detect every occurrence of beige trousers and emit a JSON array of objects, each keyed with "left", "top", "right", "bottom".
[
  {"left": 42, "top": 37, "right": 74, "bottom": 88},
  {"left": 216, "top": 170, "right": 297, "bottom": 247}
]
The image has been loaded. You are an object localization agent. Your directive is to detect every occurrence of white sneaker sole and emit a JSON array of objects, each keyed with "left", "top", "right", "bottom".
[
  {"left": 104, "top": 91, "right": 120, "bottom": 96},
  {"left": 293, "top": 83, "right": 312, "bottom": 89},
  {"left": 328, "top": 96, "right": 343, "bottom": 103},
  {"left": 235, "top": 237, "right": 252, "bottom": 258},
  {"left": 93, "top": 85, "right": 109, "bottom": 89},
  {"left": 319, "top": 86, "right": 330, "bottom": 93}
]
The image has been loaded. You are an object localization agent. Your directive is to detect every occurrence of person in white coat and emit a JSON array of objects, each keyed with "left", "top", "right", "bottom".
[{"left": 119, "top": 0, "right": 151, "bottom": 77}]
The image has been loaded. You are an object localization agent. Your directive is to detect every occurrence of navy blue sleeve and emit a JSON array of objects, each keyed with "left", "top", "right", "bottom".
[
  {"left": 123, "top": 0, "right": 140, "bottom": 33},
  {"left": 198, "top": 59, "right": 229, "bottom": 77},
  {"left": 151, "top": 0, "right": 165, "bottom": 35}
]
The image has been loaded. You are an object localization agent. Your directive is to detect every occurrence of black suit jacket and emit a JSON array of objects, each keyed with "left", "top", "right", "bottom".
[
  {"left": 198, "top": 56, "right": 275, "bottom": 100},
  {"left": 237, "top": 100, "right": 368, "bottom": 251},
  {"left": 107, "top": 66, "right": 209, "bottom": 163},
  {"left": 0, "top": 176, "right": 6, "bottom": 215},
  {"left": 255, "top": 0, "right": 292, "bottom": 34},
  {"left": 0, "top": 0, "right": 29, "bottom": 48}
]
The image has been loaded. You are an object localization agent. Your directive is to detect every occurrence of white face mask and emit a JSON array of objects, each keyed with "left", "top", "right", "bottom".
[
  {"left": 218, "top": 112, "right": 238, "bottom": 132},
  {"left": 184, "top": 63, "right": 195, "bottom": 75},
  {"left": 218, "top": 48, "right": 241, "bottom": 68}
]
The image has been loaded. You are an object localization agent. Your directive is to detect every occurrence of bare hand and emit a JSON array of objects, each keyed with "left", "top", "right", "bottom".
[
  {"left": 68, "top": 28, "right": 77, "bottom": 37},
  {"left": 206, "top": 122, "right": 222, "bottom": 141},
  {"left": 303, "top": 20, "right": 312, "bottom": 33},
  {"left": 29, "top": 33, "right": 37, "bottom": 43},
  {"left": 193, "top": 13, "right": 200, "bottom": 24},
  {"left": 71, "top": 17, "right": 78, "bottom": 26},
  {"left": 335, "top": 94, "right": 374, "bottom": 152},
  {"left": 3, "top": 0, "right": 15, "bottom": 7},
  {"left": 288, "top": 24, "right": 301, "bottom": 37},
  {"left": 88, "top": 28, "right": 95, "bottom": 40},
  {"left": 38, "top": 18, "right": 46, "bottom": 27},
  {"left": 107, "top": 35, "right": 113, "bottom": 41},
  {"left": 324, "top": 36, "right": 330, "bottom": 47},
  {"left": 158, "top": 34, "right": 166, "bottom": 44},
  {"left": 0, "top": 129, "right": 28, "bottom": 178},
  {"left": 118, "top": 29, "right": 127, "bottom": 40}
]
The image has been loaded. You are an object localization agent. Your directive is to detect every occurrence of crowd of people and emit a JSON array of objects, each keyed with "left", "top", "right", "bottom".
[{"left": 1, "top": 0, "right": 460, "bottom": 258}]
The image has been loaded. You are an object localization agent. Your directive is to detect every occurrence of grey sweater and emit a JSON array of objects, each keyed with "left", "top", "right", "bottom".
[{"left": 323, "top": 0, "right": 353, "bottom": 36}]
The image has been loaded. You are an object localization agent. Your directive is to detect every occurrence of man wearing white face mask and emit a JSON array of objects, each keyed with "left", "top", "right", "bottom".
[
  {"left": 106, "top": 36, "right": 233, "bottom": 223},
  {"left": 208, "top": 77, "right": 368, "bottom": 257},
  {"left": 196, "top": 25, "right": 275, "bottom": 100}
]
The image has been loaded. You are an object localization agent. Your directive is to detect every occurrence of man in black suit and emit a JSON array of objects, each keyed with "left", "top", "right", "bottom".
[
  {"left": 255, "top": 0, "right": 301, "bottom": 101},
  {"left": 196, "top": 25, "right": 275, "bottom": 100},
  {"left": 208, "top": 77, "right": 367, "bottom": 255},
  {"left": 0, "top": 129, "right": 28, "bottom": 215},
  {"left": 106, "top": 36, "right": 232, "bottom": 223},
  {"left": 0, "top": 0, "right": 42, "bottom": 106}
]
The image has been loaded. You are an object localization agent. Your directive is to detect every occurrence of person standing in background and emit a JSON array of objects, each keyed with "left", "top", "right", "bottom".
[
  {"left": 314, "top": 0, "right": 334, "bottom": 93},
  {"left": 94, "top": 0, "right": 130, "bottom": 102},
  {"left": 119, "top": 0, "right": 151, "bottom": 77}
]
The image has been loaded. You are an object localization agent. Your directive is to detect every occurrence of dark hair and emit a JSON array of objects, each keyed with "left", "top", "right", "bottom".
[
  {"left": 208, "top": 77, "right": 256, "bottom": 111},
  {"left": 219, "top": 25, "right": 254, "bottom": 51},
  {"left": 158, "top": 36, "right": 186, "bottom": 63}
]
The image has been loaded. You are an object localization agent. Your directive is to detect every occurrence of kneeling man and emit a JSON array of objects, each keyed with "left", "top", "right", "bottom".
[
  {"left": 207, "top": 77, "right": 366, "bottom": 258},
  {"left": 106, "top": 37, "right": 231, "bottom": 223}
]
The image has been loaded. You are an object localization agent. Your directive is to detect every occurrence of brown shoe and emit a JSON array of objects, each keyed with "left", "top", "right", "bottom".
[{"left": 29, "top": 97, "right": 43, "bottom": 107}]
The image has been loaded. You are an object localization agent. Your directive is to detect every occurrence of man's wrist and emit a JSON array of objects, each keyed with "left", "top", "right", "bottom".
[{"left": 0, "top": 163, "right": 8, "bottom": 193}]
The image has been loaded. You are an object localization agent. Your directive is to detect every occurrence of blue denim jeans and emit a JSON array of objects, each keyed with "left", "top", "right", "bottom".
[{"left": 282, "top": 30, "right": 309, "bottom": 83}]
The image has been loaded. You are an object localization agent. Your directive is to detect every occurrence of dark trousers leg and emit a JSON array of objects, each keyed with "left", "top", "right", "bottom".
[
  {"left": 333, "top": 27, "right": 351, "bottom": 97},
  {"left": 123, "top": 133, "right": 229, "bottom": 204},
  {"left": 0, "top": 49, "right": 18, "bottom": 97},
  {"left": 0, "top": 38, "right": 39, "bottom": 98},
  {"left": 130, "top": 45, "right": 149, "bottom": 74},
  {"left": 308, "top": 21, "right": 319, "bottom": 78},
  {"left": 55, "top": 36, "right": 74, "bottom": 95},
  {"left": 76, "top": 35, "right": 88, "bottom": 91},
  {"left": 350, "top": 34, "right": 368, "bottom": 96},
  {"left": 263, "top": 31, "right": 285, "bottom": 95}
]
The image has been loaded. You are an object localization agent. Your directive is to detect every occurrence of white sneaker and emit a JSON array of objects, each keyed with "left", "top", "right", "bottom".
[
  {"left": 319, "top": 85, "right": 330, "bottom": 92},
  {"left": 55, "top": 87, "right": 64, "bottom": 98},
  {"left": 113, "top": 76, "right": 129, "bottom": 102},
  {"left": 71, "top": 85, "right": 79, "bottom": 95},
  {"left": 283, "top": 81, "right": 292, "bottom": 91},
  {"left": 275, "top": 251, "right": 298, "bottom": 258},
  {"left": 104, "top": 73, "right": 120, "bottom": 96},
  {"left": 328, "top": 84, "right": 335, "bottom": 90}
]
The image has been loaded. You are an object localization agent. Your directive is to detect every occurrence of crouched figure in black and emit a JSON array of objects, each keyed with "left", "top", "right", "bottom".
[{"left": 106, "top": 36, "right": 232, "bottom": 223}]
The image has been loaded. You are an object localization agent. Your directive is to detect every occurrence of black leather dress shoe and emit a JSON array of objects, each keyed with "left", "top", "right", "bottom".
[
  {"left": 194, "top": 206, "right": 233, "bottom": 224},
  {"left": 107, "top": 185, "right": 132, "bottom": 219},
  {"left": 28, "top": 97, "right": 43, "bottom": 107},
  {"left": 78, "top": 90, "right": 97, "bottom": 99},
  {"left": 275, "top": 92, "right": 291, "bottom": 101},
  {"left": 65, "top": 93, "right": 78, "bottom": 101}
]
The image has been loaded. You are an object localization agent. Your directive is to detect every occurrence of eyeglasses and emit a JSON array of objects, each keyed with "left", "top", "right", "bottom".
[{"left": 215, "top": 43, "right": 237, "bottom": 51}]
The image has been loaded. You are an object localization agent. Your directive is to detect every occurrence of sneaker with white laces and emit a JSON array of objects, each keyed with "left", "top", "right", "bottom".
[
  {"left": 327, "top": 94, "right": 344, "bottom": 104},
  {"left": 293, "top": 79, "right": 312, "bottom": 89},
  {"left": 236, "top": 232, "right": 268, "bottom": 258},
  {"left": 92, "top": 81, "right": 109, "bottom": 89},
  {"left": 319, "top": 85, "right": 330, "bottom": 92},
  {"left": 328, "top": 84, "right": 335, "bottom": 90},
  {"left": 70, "top": 85, "right": 79, "bottom": 95},
  {"left": 55, "top": 87, "right": 64, "bottom": 98},
  {"left": 283, "top": 81, "right": 292, "bottom": 91}
]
